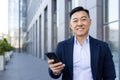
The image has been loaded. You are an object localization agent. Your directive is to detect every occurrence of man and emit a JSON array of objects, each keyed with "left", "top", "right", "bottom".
[{"left": 48, "top": 6, "right": 116, "bottom": 80}]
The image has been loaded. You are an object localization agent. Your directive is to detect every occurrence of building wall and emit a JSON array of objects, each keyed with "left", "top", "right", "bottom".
[
  {"left": 27, "top": 0, "right": 53, "bottom": 59},
  {"left": 26, "top": 0, "right": 70, "bottom": 59}
]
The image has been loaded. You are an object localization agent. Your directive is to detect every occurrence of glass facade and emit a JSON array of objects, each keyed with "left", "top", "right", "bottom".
[
  {"left": 103, "top": 0, "right": 119, "bottom": 79},
  {"left": 19, "top": 0, "right": 27, "bottom": 52},
  {"left": 8, "top": 0, "right": 19, "bottom": 49}
]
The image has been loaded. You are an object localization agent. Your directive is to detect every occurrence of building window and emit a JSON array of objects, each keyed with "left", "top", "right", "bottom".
[
  {"left": 32, "top": 24, "right": 34, "bottom": 55},
  {"left": 72, "top": 0, "right": 79, "bottom": 8},
  {"left": 103, "top": 0, "right": 119, "bottom": 80},
  {"left": 39, "top": 15, "right": 42, "bottom": 58},
  {"left": 65, "top": 0, "right": 73, "bottom": 39},
  {"left": 30, "top": 28, "right": 32, "bottom": 55},
  {"left": 33, "top": 24, "right": 36, "bottom": 56},
  {"left": 52, "top": 0, "right": 57, "bottom": 51},
  {"left": 44, "top": 7, "right": 48, "bottom": 59},
  {"left": 36, "top": 20, "right": 38, "bottom": 57}
]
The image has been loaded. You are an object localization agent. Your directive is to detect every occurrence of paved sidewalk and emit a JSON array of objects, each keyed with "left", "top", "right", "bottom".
[{"left": 0, "top": 52, "right": 61, "bottom": 80}]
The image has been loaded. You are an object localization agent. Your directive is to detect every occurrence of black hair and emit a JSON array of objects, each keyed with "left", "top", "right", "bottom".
[{"left": 70, "top": 6, "right": 90, "bottom": 18}]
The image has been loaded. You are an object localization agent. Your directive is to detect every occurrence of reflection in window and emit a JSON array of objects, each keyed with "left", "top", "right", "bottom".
[
  {"left": 103, "top": 0, "right": 119, "bottom": 23},
  {"left": 104, "top": 22, "right": 119, "bottom": 52}
]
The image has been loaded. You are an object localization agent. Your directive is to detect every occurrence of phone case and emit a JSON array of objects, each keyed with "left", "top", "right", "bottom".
[{"left": 45, "top": 52, "right": 60, "bottom": 63}]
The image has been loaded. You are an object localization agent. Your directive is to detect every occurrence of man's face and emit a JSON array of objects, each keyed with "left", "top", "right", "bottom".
[{"left": 69, "top": 11, "right": 91, "bottom": 37}]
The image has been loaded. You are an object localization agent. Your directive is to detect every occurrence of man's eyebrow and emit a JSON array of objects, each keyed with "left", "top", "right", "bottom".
[
  {"left": 81, "top": 16, "right": 88, "bottom": 18},
  {"left": 72, "top": 16, "right": 88, "bottom": 20},
  {"left": 72, "top": 18, "right": 78, "bottom": 20}
]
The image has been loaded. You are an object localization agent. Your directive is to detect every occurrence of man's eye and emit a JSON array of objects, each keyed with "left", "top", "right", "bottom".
[
  {"left": 81, "top": 18, "right": 87, "bottom": 21},
  {"left": 73, "top": 20, "right": 77, "bottom": 22}
]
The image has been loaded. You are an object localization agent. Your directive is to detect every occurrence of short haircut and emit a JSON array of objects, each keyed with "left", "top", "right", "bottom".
[{"left": 70, "top": 6, "right": 90, "bottom": 18}]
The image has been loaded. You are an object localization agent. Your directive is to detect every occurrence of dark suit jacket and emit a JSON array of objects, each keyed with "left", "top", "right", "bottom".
[{"left": 49, "top": 36, "right": 116, "bottom": 80}]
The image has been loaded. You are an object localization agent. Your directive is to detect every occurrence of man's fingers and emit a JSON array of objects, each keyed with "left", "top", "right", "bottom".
[
  {"left": 50, "top": 62, "right": 62, "bottom": 68},
  {"left": 54, "top": 64, "right": 65, "bottom": 70},
  {"left": 48, "top": 59, "right": 54, "bottom": 64},
  {"left": 48, "top": 60, "right": 65, "bottom": 73},
  {"left": 51, "top": 64, "right": 65, "bottom": 71}
]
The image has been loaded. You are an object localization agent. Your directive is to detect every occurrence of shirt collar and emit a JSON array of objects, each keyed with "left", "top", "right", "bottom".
[{"left": 74, "top": 36, "right": 89, "bottom": 45}]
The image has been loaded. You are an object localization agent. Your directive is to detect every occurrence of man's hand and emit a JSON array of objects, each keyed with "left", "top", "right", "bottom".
[{"left": 48, "top": 59, "right": 65, "bottom": 74}]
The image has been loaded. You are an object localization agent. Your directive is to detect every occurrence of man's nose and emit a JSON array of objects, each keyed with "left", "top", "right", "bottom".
[{"left": 77, "top": 20, "right": 83, "bottom": 26}]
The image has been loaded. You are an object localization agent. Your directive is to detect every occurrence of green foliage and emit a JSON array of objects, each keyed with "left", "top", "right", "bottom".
[
  {"left": 0, "top": 40, "right": 6, "bottom": 55},
  {"left": 0, "top": 38, "right": 14, "bottom": 55},
  {"left": 5, "top": 44, "right": 14, "bottom": 51}
]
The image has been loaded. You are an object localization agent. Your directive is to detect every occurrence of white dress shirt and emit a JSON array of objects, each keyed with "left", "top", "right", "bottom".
[{"left": 73, "top": 36, "right": 93, "bottom": 80}]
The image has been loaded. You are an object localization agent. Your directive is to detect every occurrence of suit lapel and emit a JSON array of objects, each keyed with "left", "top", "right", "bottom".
[
  {"left": 64, "top": 37, "right": 74, "bottom": 79},
  {"left": 90, "top": 36, "right": 100, "bottom": 80}
]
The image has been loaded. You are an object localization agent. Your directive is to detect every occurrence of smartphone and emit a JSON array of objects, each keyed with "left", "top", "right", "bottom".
[{"left": 45, "top": 52, "right": 60, "bottom": 63}]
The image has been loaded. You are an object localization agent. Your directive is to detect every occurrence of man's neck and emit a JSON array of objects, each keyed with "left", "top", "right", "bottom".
[{"left": 76, "top": 35, "right": 88, "bottom": 45}]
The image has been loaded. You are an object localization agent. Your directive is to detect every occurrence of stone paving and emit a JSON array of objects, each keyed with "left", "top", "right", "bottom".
[{"left": 0, "top": 52, "right": 61, "bottom": 80}]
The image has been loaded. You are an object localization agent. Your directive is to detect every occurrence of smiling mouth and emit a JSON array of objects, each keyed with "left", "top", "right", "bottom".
[{"left": 77, "top": 28, "right": 84, "bottom": 31}]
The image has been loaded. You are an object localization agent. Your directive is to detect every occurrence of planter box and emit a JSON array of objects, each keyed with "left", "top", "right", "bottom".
[
  {"left": 9, "top": 51, "right": 13, "bottom": 57},
  {"left": 5, "top": 51, "right": 13, "bottom": 63},
  {"left": 0, "top": 55, "right": 5, "bottom": 71},
  {"left": 5, "top": 52, "right": 10, "bottom": 63}
]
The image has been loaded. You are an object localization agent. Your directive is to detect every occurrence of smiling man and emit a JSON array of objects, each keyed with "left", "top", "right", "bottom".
[{"left": 48, "top": 6, "right": 116, "bottom": 80}]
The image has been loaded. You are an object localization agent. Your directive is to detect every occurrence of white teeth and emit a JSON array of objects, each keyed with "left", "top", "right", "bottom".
[{"left": 78, "top": 28, "right": 83, "bottom": 30}]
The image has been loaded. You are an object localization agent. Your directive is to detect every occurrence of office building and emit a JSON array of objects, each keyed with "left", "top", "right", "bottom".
[{"left": 8, "top": 0, "right": 19, "bottom": 49}]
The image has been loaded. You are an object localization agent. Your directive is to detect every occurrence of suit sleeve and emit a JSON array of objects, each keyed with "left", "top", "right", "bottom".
[
  {"left": 102, "top": 43, "right": 116, "bottom": 80},
  {"left": 48, "top": 42, "right": 62, "bottom": 79},
  {"left": 48, "top": 68, "right": 61, "bottom": 79}
]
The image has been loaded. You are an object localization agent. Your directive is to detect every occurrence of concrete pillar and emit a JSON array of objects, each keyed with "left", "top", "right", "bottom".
[{"left": 57, "top": 0, "right": 66, "bottom": 42}]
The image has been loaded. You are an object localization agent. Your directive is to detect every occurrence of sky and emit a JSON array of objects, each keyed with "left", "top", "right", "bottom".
[{"left": 0, "top": 0, "right": 8, "bottom": 34}]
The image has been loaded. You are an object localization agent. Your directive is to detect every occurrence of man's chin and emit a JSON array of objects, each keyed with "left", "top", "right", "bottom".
[{"left": 76, "top": 34, "right": 88, "bottom": 37}]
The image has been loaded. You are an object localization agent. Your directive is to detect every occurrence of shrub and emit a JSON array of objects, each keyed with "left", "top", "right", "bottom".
[
  {"left": 0, "top": 39, "right": 14, "bottom": 55},
  {"left": 0, "top": 40, "right": 6, "bottom": 55}
]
